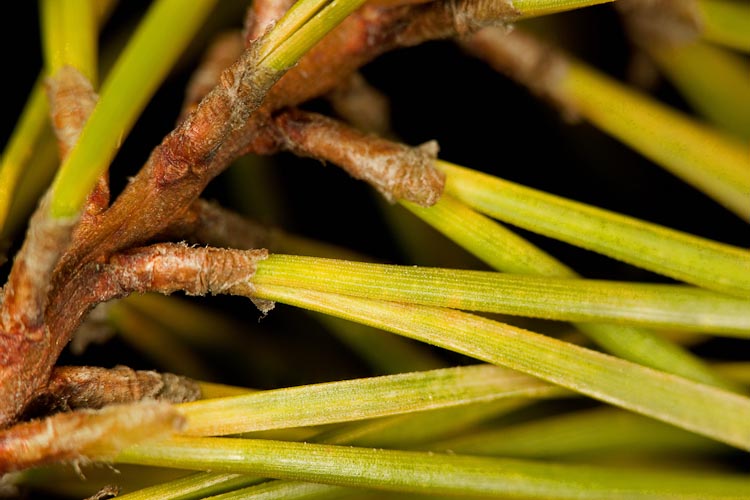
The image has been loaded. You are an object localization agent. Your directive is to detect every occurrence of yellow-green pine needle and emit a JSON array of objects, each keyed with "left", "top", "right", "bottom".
[
  {"left": 647, "top": 41, "right": 750, "bottom": 140},
  {"left": 432, "top": 406, "right": 727, "bottom": 458},
  {"left": 48, "top": 0, "right": 218, "bottom": 218},
  {"left": 254, "top": 254, "right": 750, "bottom": 335},
  {"left": 439, "top": 161, "right": 750, "bottom": 299},
  {"left": 256, "top": 0, "right": 333, "bottom": 62},
  {"left": 0, "top": 79, "right": 49, "bottom": 232},
  {"left": 574, "top": 322, "right": 739, "bottom": 392},
  {"left": 403, "top": 195, "right": 576, "bottom": 277},
  {"left": 262, "top": 0, "right": 368, "bottom": 71},
  {"left": 403, "top": 195, "right": 736, "bottom": 390},
  {"left": 206, "top": 481, "right": 345, "bottom": 500},
  {"left": 221, "top": 402, "right": 534, "bottom": 499},
  {"left": 114, "top": 472, "right": 262, "bottom": 500},
  {"left": 253, "top": 285, "right": 750, "bottom": 450},
  {"left": 320, "top": 398, "right": 529, "bottom": 449},
  {"left": 118, "top": 437, "right": 750, "bottom": 498},
  {"left": 513, "top": 0, "right": 615, "bottom": 18},
  {"left": 698, "top": 0, "right": 750, "bottom": 53},
  {"left": 40, "top": 0, "right": 98, "bottom": 83},
  {"left": 122, "top": 394, "right": 527, "bottom": 500},
  {"left": 560, "top": 60, "right": 750, "bottom": 219},
  {"left": 178, "top": 364, "right": 561, "bottom": 436},
  {"left": 714, "top": 362, "right": 750, "bottom": 388}
]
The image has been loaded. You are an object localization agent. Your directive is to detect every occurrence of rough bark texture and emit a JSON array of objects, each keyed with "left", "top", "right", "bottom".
[
  {"left": 164, "top": 199, "right": 275, "bottom": 250},
  {"left": 0, "top": 65, "right": 97, "bottom": 429},
  {"left": 23, "top": 365, "right": 200, "bottom": 419},
  {"left": 107, "top": 243, "right": 268, "bottom": 298},
  {"left": 275, "top": 110, "right": 445, "bottom": 206},
  {"left": 328, "top": 72, "right": 393, "bottom": 136},
  {"left": 181, "top": 31, "right": 245, "bottom": 120},
  {"left": 0, "top": 401, "right": 184, "bottom": 473},
  {"left": 0, "top": 0, "right": 527, "bottom": 458}
]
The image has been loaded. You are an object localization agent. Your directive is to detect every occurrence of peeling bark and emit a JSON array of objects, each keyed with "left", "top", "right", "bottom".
[{"left": 0, "top": 401, "right": 184, "bottom": 474}]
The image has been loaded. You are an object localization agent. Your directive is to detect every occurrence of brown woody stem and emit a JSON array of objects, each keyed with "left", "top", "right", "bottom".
[
  {"left": 106, "top": 243, "right": 268, "bottom": 298},
  {"left": 397, "top": 0, "right": 519, "bottom": 46},
  {"left": 180, "top": 31, "right": 245, "bottom": 120},
  {"left": 0, "top": 67, "right": 100, "bottom": 428},
  {"left": 274, "top": 109, "right": 445, "bottom": 206},
  {"left": 23, "top": 365, "right": 201, "bottom": 419},
  {"left": 0, "top": 401, "right": 184, "bottom": 474},
  {"left": 164, "top": 199, "right": 276, "bottom": 250}
]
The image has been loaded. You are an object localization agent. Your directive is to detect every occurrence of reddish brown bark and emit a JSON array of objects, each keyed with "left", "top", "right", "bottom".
[
  {"left": 0, "top": 401, "right": 184, "bottom": 474},
  {"left": 164, "top": 199, "right": 275, "bottom": 250},
  {"left": 0, "top": 0, "right": 522, "bottom": 455},
  {"left": 23, "top": 365, "right": 200, "bottom": 419},
  {"left": 180, "top": 31, "right": 245, "bottom": 120},
  {"left": 274, "top": 109, "right": 444, "bottom": 206},
  {"left": 0, "top": 66, "right": 99, "bottom": 429}
]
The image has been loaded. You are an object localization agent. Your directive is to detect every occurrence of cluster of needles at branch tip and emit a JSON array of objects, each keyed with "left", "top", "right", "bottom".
[
  {"left": 1, "top": 0, "right": 529, "bottom": 437},
  {"left": 1, "top": 0, "right": 749, "bottom": 496}
]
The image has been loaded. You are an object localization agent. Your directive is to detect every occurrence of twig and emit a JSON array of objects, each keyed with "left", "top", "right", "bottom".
[
  {"left": 0, "top": 66, "right": 99, "bottom": 428},
  {"left": 180, "top": 31, "right": 244, "bottom": 120},
  {"left": 23, "top": 365, "right": 200, "bottom": 419},
  {"left": 273, "top": 109, "right": 444, "bottom": 206},
  {"left": 164, "top": 199, "right": 275, "bottom": 250},
  {"left": 0, "top": 0, "right": 529, "bottom": 430},
  {"left": 0, "top": 401, "right": 184, "bottom": 474}
]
